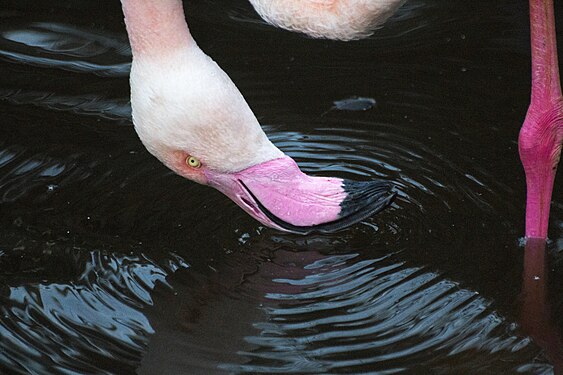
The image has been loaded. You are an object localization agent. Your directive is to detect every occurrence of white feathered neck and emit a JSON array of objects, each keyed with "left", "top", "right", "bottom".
[{"left": 122, "top": 0, "right": 283, "bottom": 173}]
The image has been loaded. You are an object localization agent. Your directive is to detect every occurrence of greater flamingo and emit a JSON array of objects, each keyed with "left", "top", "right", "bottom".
[
  {"left": 121, "top": 0, "right": 561, "bottom": 239},
  {"left": 119, "top": 0, "right": 396, "bottom": 235},
  {"left": 249, "top": 0, "right": 563, "bottom": 241}
]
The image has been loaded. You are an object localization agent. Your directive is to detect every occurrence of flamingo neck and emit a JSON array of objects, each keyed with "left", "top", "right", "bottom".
[
  {"left": 529, "top": 0, "right": 562, "bottom": 104},
  {"left": 121, "top": 0, "right": 193, "bottom": 59}
]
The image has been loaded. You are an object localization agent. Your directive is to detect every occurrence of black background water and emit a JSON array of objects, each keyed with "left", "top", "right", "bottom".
[{"left": 0, "top": 0, "right": 562, "bottom": 373}]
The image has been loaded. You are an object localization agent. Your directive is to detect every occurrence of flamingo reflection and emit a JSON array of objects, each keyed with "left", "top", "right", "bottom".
[{"left": 520, "top": 238, "right": 563, "bottom": 374}]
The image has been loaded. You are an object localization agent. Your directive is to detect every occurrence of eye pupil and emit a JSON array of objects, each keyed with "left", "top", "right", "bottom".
[{"left": 186, "top": 156, "right": 201, "bottom": 168}]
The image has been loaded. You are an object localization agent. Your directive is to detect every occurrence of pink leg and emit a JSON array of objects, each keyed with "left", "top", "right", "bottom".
[{"left": 519, "top": 0, "right": 563, "bottom": 240}]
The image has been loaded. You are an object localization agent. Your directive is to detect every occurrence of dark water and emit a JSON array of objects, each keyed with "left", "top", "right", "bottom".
[{"left": 0, "top": 0, "right": 562, "bottom": 373}]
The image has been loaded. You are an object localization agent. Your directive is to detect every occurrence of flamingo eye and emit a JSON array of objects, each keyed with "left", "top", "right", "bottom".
[{"left": 186, "top": 156, "right": 202, "bottom": 168}]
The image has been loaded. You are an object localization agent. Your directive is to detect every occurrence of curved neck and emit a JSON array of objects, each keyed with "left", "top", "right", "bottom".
[
  {"left": 529, "top": 0, "right": 562, "bottom": 106},
  {"left": 121, "top": 0, "right": 193, "bottom": 59}
]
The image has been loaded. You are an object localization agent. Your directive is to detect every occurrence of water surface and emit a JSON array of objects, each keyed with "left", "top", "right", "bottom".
[{"left": 0, "top": 0, "right": 562, "bottom": 374}]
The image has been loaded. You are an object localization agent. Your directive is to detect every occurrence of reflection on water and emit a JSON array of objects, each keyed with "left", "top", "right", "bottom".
[
  {"left": 0, "top": 0, "right": 562, "bottom": 373},
  {"left": 0, "top": 249, "right": 187, "bottom": 374},
  {"left": 520, "top": 239, "right": 563, "bottom": 374},
  {"left": 0, "top": 22, "right": 130, "bottom": 76}
]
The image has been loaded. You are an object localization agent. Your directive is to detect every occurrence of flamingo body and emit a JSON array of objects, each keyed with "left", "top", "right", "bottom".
[{"left": 248, "top": 0, "right": 406, "bottom": 40}]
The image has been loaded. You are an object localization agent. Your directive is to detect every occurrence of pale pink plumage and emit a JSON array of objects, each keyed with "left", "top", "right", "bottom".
[
  {"left": 248, "top": 0, "right": 406, "bottom": 40},
  {"left": 122, "top": 0, "right": 283, "bottom": 176}
]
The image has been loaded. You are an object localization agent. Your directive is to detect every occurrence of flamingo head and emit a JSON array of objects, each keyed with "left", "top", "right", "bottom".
[
  {"left": 128, "top": 48, "right": 394, "bottom": 234},
  {"left": 122, "top": 0, "right": 395, "bottom": 234}
]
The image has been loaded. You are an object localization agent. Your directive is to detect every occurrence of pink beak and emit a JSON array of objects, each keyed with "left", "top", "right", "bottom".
[{"left": 205, "top": 157, "right": 395, "bottom": 234}]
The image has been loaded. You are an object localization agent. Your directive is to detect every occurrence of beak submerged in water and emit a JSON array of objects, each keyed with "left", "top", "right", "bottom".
[{"left": 206, "top": 157, "right": 395, "bottom": 234}]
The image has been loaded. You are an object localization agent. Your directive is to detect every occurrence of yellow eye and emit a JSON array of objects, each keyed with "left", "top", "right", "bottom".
[{"left": 186, "top": 156, "right": 202, "bottom": 168}]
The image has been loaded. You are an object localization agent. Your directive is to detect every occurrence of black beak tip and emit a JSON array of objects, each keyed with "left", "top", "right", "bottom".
[
  {"left": 340, "top": 179, "right": 396, "bottom": 218},
  {"left": 290, "top": 179, "right": 396, "bottom": 235}
]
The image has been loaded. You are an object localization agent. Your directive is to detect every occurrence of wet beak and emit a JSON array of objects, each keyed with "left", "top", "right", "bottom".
[{"left": 205, "top": 157, "right": 395, "bottom": 235}]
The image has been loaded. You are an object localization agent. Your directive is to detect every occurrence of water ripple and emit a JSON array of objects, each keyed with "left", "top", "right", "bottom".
[
  {"left": 0, "top": 0, "right": 561, "bottom": 373},
  {"left": 0, "top": 89, "right": 131, "bottom": 121},
  {"left": 0, "top": 22, "right": 130, "bottom": 76},
  {"left": 213, "top": 250, "right": 548, "bottom": 374},
  {"left": 0, "top": 250, "right": 188, "bottom": 375}
]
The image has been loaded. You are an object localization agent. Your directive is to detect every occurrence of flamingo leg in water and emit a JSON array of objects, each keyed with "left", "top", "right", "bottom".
[
  {"left": 519, "top": 0, "right": 563, "bottom": 240},
  {"left": 520, "top": 239, "right": 563, "bottom": 373}
]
